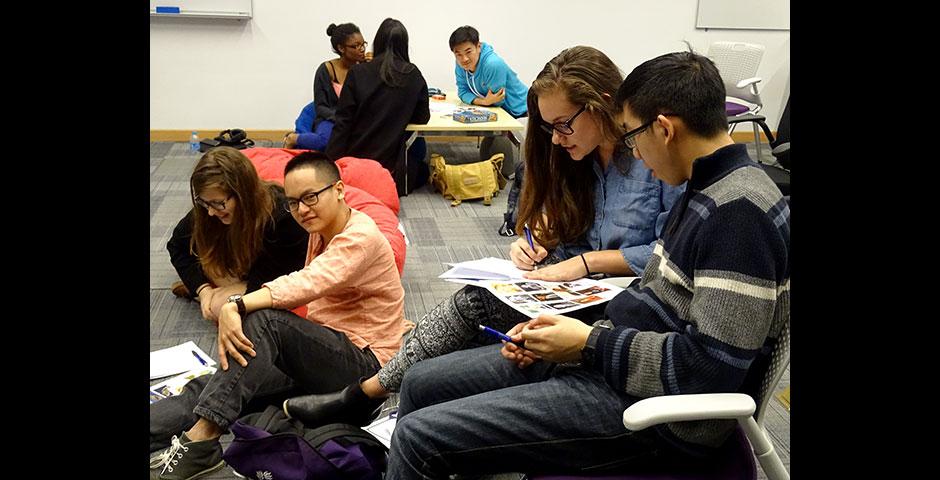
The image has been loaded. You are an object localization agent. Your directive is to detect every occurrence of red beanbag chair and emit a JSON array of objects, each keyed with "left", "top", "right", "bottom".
[
  {"left": 344, "top": 185, "right": 406, "bottom": 276},
  {"left": 334, "top": 156, "right": 400, "bottom": 215},
  {"left": 242, "top": 148, "right": 399, "bottom": 215},
  {"left": 243, "top": 148, "right": 306, "bottom": 185}
]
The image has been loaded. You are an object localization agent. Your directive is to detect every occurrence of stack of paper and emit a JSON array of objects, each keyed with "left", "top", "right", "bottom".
[
  {"left": 150, "top": 341, "right": 216, "bottom": 380},
  {"left": 439, "top": 257, "right": 527, "bottom": 285},
  {"left": 438, "top": 258, "right": 632, "bottom": 317}
]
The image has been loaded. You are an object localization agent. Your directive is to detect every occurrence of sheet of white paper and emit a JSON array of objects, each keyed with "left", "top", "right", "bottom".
[
  {"left": 438, "top": 257, "right": 527, "bottom": 281},
  {"left": 444, "top": 278, "right": 489, "bottom": 287},
  {"left": 363, "top": 411, "right": 398, "bottom": 449},
  {"left": 150, "top": 341, "right": 216, "bottom": 380},
  {"left": 429, "top": 102, "right": 460, "bottom": 115}
]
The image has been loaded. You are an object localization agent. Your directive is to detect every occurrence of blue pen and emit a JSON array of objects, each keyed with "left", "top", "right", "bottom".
[
  {"left": 523, "top": 223, "right": 538, "bottom": 270},
  {"left": 478, "top": 325, "right": 523, "bottom": 347},
  {"left": 523, "top": 223, "right": 535, "bottom": 250},
  {"left": 191, "top": 350, "right": 209, "bottom": 367}
]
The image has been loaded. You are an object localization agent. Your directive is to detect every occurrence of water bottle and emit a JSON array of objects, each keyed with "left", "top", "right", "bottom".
[{"left": 190, "top": 131, "right": 199, "bottom": 153}]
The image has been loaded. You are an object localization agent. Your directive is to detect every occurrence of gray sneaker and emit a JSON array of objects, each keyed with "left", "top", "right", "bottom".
[{"left": 149, "top": 433, "right": 225, "bottom": 480}]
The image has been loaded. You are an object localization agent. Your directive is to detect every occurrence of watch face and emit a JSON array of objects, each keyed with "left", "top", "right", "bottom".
[{"left": 228, "top": 294, "right": 241, "bottom": 303}]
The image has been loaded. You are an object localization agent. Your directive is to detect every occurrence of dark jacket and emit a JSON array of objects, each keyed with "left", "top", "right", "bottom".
[
  {"left": 313, "top": 61, "right": 339, "bottom": 125},
  {"left": 167, "top": 185, "right": 308, "bottom": 295},
  {"left": 326, "top": 55, "right": 430, "bottom": 190}
]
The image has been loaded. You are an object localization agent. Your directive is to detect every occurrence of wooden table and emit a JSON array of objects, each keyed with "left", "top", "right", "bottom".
[{"left": 403, "top": 91, "right": 524, "bottom": 194}]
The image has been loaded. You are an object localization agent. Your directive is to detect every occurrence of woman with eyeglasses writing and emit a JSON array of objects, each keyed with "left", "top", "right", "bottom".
[
  {"left": 166, "top": 146, "right": 308, "bottom": 324},
  {"left": 510, "top": 45, "right": 684, "bottom": 281},
  {"left": 278, "top": 46, "right": 684, "bottom": 429},
  {"left": 285, "top": 22, "right": 371, "bottom": 151}
]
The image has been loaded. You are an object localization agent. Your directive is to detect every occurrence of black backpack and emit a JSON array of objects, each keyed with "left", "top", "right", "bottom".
[
  {"left": 199, "top": 129, "right": 256, "bottom": 152},
  {"left": 223, "top": 405, "right": 388, "bottom": 480}
]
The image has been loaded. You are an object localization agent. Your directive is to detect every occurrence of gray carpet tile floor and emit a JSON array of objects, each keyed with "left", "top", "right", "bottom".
[{"left": 150, "top": 140, "right": 788, "bottom": 479}]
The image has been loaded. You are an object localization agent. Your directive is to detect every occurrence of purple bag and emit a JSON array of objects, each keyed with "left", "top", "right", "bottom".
[{"left": 222, "top": 405, "right": 387, "bottom": 480}]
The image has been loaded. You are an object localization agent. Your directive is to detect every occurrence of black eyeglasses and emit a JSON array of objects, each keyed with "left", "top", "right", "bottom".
[
  {"left": 539, "top": 105, "right": 587, "bottom": 136},
  {"left": 285, "top": 182, "right": 337, "bottom": 212},
  {"left": 194, "top": 194, "right": 233, "bottom": 211},
  {"left": 344, "top": 41, "right": 368, "bottom": 51},
  {"left": 620, "top": 114, "right": 678, "bottom": 149}
]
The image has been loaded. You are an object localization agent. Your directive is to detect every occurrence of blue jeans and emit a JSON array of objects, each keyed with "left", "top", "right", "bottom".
[
  {"left": 386, "top": 345, "right": 679, "bottom": 479},
  {"left": 150, "top": 308, "right": 380, "bottom": 451}
]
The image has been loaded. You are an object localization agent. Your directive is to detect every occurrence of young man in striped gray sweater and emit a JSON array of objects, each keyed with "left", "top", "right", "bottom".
[{"left": 383, "top": 49, "right": 790, "bottom": 479}]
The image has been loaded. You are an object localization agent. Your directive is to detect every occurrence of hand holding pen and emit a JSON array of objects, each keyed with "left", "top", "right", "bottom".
[
  {"left": 510, "top": 223, "right": 547, "bottom": 270},
  {"left": 490, "top": 322, "right": 541, "bottom": 368}
]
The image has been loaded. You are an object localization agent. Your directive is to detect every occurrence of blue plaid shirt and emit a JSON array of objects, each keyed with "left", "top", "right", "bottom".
[{"left": 554, "top": 153, "right": 685, "bottom": 274}]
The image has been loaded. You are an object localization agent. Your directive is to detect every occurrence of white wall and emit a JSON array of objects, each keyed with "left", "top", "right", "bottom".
[{"left": 150, "top": 0, "right": 790, "bottom": 131}]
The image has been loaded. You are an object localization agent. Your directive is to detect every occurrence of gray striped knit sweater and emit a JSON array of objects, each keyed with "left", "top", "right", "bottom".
[{"left": 590, "top": 144, "right": 790, "bottom": 455}]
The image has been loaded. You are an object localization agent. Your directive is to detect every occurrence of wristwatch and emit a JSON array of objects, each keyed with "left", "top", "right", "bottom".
[
  {"left": 581, "top": 323, "right": 612, "bottom": 367},
  {"left": 227, "top": 294, "right": 246, "bottom": 316}
]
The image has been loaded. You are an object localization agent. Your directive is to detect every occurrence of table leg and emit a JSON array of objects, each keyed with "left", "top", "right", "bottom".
[{"left": 403, "top": 131, "right": 418, "bottom": 196}]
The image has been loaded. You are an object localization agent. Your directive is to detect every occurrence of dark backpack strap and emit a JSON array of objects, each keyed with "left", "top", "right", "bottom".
[
  {"left": 237, "top": 405, "right": 304, "bottom": 435},
  {"left": 303, "top": 423, "right": 387, "bottom": 452}
]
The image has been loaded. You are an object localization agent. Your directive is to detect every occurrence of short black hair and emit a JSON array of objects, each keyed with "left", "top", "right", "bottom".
[
  {"left": 615, "top": 48, "right": 728, "bottom": 137},
  {"left": 449, "top": 26, "right": 479, "bottom": 50},
  {"left": 284, "top": 151, "right": 340, "bottom": 184}
]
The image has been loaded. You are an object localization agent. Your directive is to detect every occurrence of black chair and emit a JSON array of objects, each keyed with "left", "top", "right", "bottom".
[{"left": 758, "top": 96, "right": 790, "bottom": 196}]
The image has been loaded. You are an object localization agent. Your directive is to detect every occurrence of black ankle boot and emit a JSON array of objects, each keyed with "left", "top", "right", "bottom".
[{"left": 283, "top": 380, "right": 386, "bottom": 427}]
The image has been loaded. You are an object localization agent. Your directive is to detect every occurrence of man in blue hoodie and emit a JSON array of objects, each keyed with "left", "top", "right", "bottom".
[
  {"left": 450, "top": 25, "right": 529, "bottom": 190},
  {"left": 450, "top": 25, "right": 528, "bottom": 119}
]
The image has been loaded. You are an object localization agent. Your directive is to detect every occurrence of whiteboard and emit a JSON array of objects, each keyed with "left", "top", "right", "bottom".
[
  {"left": 696, "top": 0, "right": 789, "bottom": 31},
  {"left": 150, "top": 0, "right": 252, "bottom": 19}
]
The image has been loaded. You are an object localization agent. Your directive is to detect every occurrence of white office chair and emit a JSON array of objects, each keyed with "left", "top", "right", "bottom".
[
  {"left": 708, "top": 42, "right": 775, "bottom": 163},
  {"left": 526, "top": 277, "right": 792, "bottom": 480}
]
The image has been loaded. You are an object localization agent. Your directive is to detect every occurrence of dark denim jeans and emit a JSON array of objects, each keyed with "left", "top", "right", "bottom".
[
  {"left": 385, "top": 344, "right": 678, "bottom": 479},
  {"left": 150, "top": 308, "right": 380, "bottom": 452}
]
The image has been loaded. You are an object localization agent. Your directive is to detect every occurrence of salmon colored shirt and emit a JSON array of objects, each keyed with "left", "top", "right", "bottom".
[{"left": 263, "top": 209, "right": 411, "bottom": 365}]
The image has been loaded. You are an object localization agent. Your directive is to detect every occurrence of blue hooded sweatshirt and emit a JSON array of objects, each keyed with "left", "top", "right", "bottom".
[{"left": 454, "top": 43, "right": 528, "bottom": 118}]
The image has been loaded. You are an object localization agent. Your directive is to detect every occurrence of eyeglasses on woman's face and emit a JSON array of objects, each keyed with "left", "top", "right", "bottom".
[
  {"left": 194, "top": 194, "right": 233, "bottom": 212},
  {"left": 285, "top": 182, "right": 337, "bottom": 212},
  {"left": 344, "top": 41, "right": 368, "bottom": 51},
  {"left": 539, "top": 105, "right": 587, "bottom": 136}
]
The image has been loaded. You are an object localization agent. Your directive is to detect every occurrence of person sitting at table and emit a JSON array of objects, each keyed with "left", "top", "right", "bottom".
[
  {"left": 284, "top": 22, "right": 370, "bottom": 151},
  {"left": 450, "top": 25, "right": 530, "bottom": 185},
  {"left": 325, "top": 17, "right": 430, "bottom": 195}
]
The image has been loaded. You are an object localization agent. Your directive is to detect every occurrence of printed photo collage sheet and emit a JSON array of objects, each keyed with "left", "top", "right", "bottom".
[{"left": 482, "top": 277, "right": 624, "bottom": 317}]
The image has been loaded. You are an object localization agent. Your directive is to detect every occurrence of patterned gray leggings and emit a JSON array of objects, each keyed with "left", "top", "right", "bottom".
[
  {"left": 377, "top": 251, "right": 605, "bottom": 393},
  {"left": 377, "top": 285, "right": 526, "bottom": 392}
]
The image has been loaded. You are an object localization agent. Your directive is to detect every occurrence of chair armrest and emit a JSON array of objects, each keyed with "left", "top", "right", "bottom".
[
  {"left": 622, "top": 393, "right": 756, "bottom": 431},
  {"left": 736, "top": 77, "right": 762, "bottom": 89}
]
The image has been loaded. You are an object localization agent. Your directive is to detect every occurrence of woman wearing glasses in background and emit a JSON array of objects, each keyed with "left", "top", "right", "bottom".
[
  {"left": 285, "top": 22, "right": 371, "bottom": 151},
  {"left": 279, "top": 46, "right": 685, "bottom": 429},
  {"left": 166, "top": 146, "right": 308, "bottom": 324}
]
